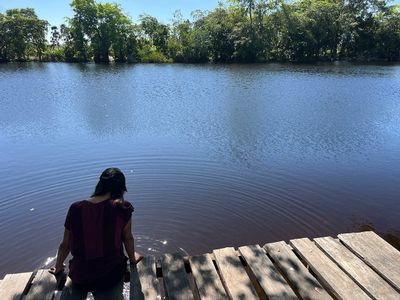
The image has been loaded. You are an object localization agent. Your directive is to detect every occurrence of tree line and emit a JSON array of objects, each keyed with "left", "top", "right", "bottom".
[{"left": 1, "top": 0, "right": 399, "bottom": 63}]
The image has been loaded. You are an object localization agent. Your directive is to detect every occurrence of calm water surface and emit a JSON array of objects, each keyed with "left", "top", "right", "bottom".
[{"left": 1, "top": 63, "right": 400, "bottom": 277}]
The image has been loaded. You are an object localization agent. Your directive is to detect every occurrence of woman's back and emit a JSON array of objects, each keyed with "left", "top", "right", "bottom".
[
  {"left": 51, "top": 168, "right": 140, "bottom": 300},
  {"left": 66, "top": 199, "right": 133, "bottom": 288}
]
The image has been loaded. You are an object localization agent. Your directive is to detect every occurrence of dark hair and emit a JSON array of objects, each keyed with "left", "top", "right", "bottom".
[{"left": 91, "top": 168, "right": 127, "bottom": 200}]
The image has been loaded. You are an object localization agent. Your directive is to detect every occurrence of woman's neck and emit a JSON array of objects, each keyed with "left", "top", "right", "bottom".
[{"left": 88, "top": 193, "right": 111, "bottom": 203}]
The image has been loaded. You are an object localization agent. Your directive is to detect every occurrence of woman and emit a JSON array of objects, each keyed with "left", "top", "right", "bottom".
[{"left": 50, "top": 168, "right": 141, "bottom": 300}]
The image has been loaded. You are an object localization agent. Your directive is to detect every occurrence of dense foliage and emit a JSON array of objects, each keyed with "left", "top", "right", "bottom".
[
  {"left": 1, "top": 0, "right": 399, "bottom": 63},
  {"left": 0, "top": 9, "right": 48, "bottom": 62}
]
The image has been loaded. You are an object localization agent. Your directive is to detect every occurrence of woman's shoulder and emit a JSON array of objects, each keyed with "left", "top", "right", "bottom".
[
  {"left": 68, "top": 200, "right": 88, "bottom": 210},
  {"left": 111, "top": 199, "right": 134, "bottom": 212}
]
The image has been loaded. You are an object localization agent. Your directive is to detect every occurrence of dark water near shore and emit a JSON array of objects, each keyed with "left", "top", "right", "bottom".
[{"left": 1, "top": 62, "right": 399, "bottom": 277}]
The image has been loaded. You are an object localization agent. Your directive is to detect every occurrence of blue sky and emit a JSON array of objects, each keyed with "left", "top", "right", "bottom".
[{"left": 0, "top": 0, "right": 220, "bottom": 25}]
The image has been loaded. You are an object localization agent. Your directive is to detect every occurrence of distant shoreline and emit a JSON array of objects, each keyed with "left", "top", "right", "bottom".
[
  {"left": 1, "top": 0, "right": 399, "bottom": 64},
  {"left": 1, "top": 60, "right": 400, "bottom": 66}
]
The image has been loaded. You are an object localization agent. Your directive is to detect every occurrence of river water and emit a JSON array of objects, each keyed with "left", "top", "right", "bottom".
[{"left": 0, "top": 62, "right": 399, "bottom": 277}]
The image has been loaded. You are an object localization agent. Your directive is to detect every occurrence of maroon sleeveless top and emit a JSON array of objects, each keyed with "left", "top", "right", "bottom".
[{"left": 64, "top": 199, "right": 133, "bottom": 289}]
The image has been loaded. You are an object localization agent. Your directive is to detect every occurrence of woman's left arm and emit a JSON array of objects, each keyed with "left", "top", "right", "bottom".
[{"left": 49, "top": 229, "right": 70, "bottom": 274}]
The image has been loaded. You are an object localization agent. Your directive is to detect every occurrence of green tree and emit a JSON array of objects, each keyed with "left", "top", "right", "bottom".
[
  {"left": 167, "top": 10, "right": 209, "bottom": 62},
  {"left": 69, "top": 0, "right": 136, "bottom": 62},
  {"left": 188, "top": 13, "right": 210, "bottom": 62},
  {"left": 294, "top": 0, "right": 343, "bottom": 60},
  {"left": 0, "top": 8, "right": 47, "bottom": 62},
  {"left": 0, "top": 12, "right": 8, "bottom": 62},
  {"left": 69, "top": 0, "right": 97, "bottom": 61},
  {"left": 374, "top": 4, "right": 400, "bottom": 60},
  {"left": 92, "top": 3, "right": 131, "bottom": 62},
  {"left": 338, "top": 0, "right": 387, "bottom": 59},
  {"left": 50, "top": 26, "right": 61, "bottom": 48},
  {"left": 204, "top": 5, "right": 235, "bottom": 62},
  {"left": 139, "top": 15, "right": 169, "bottom": 55},
  {"left": 59, "top": 23, "right": 76, "bottom": 61}
]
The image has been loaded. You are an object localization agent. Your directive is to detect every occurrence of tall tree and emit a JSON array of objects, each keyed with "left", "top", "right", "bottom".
[
  {"left": 50, "top": 26, "right": 61, "bottom": 49},
  {"left": 92, "top": 3, "right": 131, "bottom": 62},
  {"left": 374, "top": 4, "right": 400, "bottom": 60},
  {"left": 0, "top": 12, "right": 8, "bottom": 62},
  {"left": 139, "top": 15, "right": 169, "bottom": 55},
  {"left": 69, "top": 0, "right": 135, "bottom": 62},
  {"left": 204, "top": 5, "right": 235, "bottom": 62},
  {"left": 0, "top": 8, "right": 47, "bottom": 61},
  {"left": 69, "top": 0, "right": 97, "bottom": 61}
]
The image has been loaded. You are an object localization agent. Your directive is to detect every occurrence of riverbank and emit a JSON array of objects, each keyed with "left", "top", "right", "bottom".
[
  {"left": 2, "top": 0, "right": 399, "bottom": 64},
  {"left": 1, "top": 56, "right": 399, "bottom": 64}
]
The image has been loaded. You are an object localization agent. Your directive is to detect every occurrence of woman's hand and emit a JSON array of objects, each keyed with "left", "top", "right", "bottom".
[
  {"left": 135, "top": 251, "right": 143, "bottom": 263},
  {"left": 50, "top": 229, "right": 70, "bottom": 276},
  {"left": 130, "top": 251, "right": 143, "bottom": 264},
  {"left": 49, "top": 264, "right": 65, "bottom": 275}
]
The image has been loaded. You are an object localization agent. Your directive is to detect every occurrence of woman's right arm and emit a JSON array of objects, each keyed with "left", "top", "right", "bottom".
[
  {"left": 50, "top": 229, "right": 70, "bottom": 274},
  {"left": 122, "top": 219, "right": 142, "bottom": 263}
]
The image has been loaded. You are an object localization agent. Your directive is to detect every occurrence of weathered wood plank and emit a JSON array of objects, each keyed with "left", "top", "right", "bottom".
[
  {"left": 24, "top": 269, "right": 58, "bottom": 300},
  {"left": 0, "top": 272, "right": 33, "bottom": 300},
  {"left": 290, "top": 238, "right": 370, "bottom": 300},
  {"left": 189, "top": 253, "right": 228, "bottom": 300},
  {"left": 338, "top": 231, "right": 400, "bottom": 292},
  {"left": 213, "top": 247, "right": 258, "bottom": 299},
  {"left": 238, "top": 245, "right": 297, "bottom": 300},
  {"left": 161, "top": 253, "right": 194, "bottom": 300},
  {"left": 130, "top": 256, "right": 160, "bottom": 300},
  {"left": 315, "top": 236, "right": 399, "bottom": 300},
  {"left": 264, "top": 241, "right": 331, "bottom": 300}
]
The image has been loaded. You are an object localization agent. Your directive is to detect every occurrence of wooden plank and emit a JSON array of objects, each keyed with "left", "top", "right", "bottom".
[
  {"left": 24, "top": 269, "right": 57, "bottom": 300},
  {"left": 213, "top": 247, "right": 258, "bottom": 299},
  {"left": 338, "top": 231, "right": 400, "bottom": 292},
  {"left": 161, "top": 253, "right": 194, "bottom": 300},
  {"left": 189, "top": 253, "right": 228, "bottom": 300},
  {"left": 264, "top": 241, "right": 331, "bottom": 300},
  {"left": 290, "top": 238, "right": 370, "bottom": 300},
  {"left": 238, "top": 245, "right": 297, "bottom": 300},
  {"left": 0, "top": 272, "right": 33, "bottom": 300},
  {"left": 130, "top": 256, "right": 160, "bottom": 300},
  {"left": 315, "top": 236, "right": 399, "bottom": 300}
]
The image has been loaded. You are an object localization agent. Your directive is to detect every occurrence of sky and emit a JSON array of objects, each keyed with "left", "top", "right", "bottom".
[{"left": 0, "top": 0, "right": 220, "bottom": 26}]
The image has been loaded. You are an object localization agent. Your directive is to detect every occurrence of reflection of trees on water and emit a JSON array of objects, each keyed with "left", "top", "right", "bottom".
[
  {"left": 3, "top": 63, "right": 394, "bottom": 165},
  {"left": 72, "top": 64, "right": 139, "bottom": 136},
  {"left": 0, "top": 63, "right": 59, "bottom": 137},
  {"left": 1, "top": 63, "right": 399, "bottom": 163}
]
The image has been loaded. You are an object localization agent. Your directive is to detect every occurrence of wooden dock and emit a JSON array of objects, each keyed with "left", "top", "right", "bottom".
[{"left": 1, "top": 231, "right": 399, "bottom": 299}]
